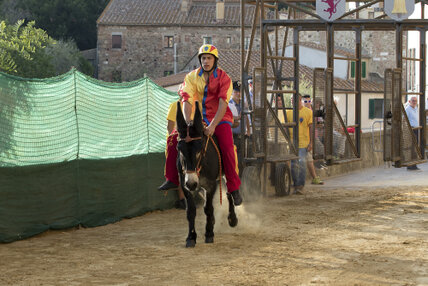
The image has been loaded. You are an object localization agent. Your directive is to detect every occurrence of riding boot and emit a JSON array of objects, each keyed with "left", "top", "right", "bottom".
[{"left": 158, "top": 180, "right": 178, "bottom": 191}]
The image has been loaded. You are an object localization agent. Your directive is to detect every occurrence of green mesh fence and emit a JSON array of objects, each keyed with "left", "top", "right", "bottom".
[{"left": 0, "top": 69, "right": 179, "bottom": 242}]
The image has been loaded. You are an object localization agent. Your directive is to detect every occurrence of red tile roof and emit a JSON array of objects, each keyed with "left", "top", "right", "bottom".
[
  {"left": 153, "top": 72, "right": 187, "bottom": 87},
  {"left": 219, "top": 50, "right": 383, "bottom": 92},
  {"left": 154, "top": 49, "right": 383, "bottom": 92},
  {"left": 300, "top": 42, "right": 371, "bottom": 58},
  {"left": 98, "top": 0, "right": 256, "bottom": 26}
]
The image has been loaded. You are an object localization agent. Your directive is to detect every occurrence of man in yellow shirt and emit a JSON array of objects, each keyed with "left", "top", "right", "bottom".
[
  {"left": 286, "top": 94, "right": 313, "bottom": 194},
  {"left": 159, "top": 85, "right": 186, "bottom": 209}
]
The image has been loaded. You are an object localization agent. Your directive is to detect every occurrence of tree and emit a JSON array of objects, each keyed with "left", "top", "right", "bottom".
[
  {"left": 16, "top": 0, "right": 109, "bottom": 50},
  {"left": 0, "top": 19, "right": 54, "bottom": 75},
  {"left": 0, "top": 0, "right": 31, "bottom": 25},
  {"left": 44, "top": 39, "right": 94, "bottom": 76},
  {"left": 0, "top": 20, "right": 93, "bottom": 78}
]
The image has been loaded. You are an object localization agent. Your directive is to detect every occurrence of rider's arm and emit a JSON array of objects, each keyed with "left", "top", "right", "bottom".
[
  {"left": 181, "top": 72, "right": 196, "bottom": 125},
  {"left": 183, "top": 101, "right": 193, "bottom": 125}
]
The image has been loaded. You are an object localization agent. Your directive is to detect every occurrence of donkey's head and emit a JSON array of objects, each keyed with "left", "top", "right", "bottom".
[{"left": 176, "top": 102, "right": 205, "bottom": 191}]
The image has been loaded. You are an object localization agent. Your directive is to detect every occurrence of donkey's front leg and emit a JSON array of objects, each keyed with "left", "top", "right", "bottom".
[
  {"left": 184, "top": 190, "right": 197, "bottom": 248},
  {"left": 227, "top": 193, "right": 238, "bottom": 227},
  {"left": 204, "top": 184, "right": 216, "bottom": 243}
]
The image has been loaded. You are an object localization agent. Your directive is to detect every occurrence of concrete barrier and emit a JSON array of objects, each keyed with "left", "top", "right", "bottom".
[{"left": 314, "top": 131, "right": 385, "bottom": 179}]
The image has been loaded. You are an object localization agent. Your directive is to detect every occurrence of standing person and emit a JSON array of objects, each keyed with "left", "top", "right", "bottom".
[
  {"left": 286, "top": 94, "right": 313, "bottom": 194},
  {"left": 405, "top": 95, "right": 421, "bottom": 171},
  {"left": 159, "top": 44, "right": 242, "bottom": 206},
  {"left": 302, "top": 95, "right": 324, "bottom": 185},
  {"left": 229, "top": 81, "right": 250, "bottom": 174},
  {"left": 158, "top": 85, "right": 187, "bottom": 209}
]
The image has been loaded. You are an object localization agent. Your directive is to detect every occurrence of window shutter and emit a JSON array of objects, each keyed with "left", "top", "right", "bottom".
[
  {"left": 369, "top": 99, "right": 375, "bottom": 119},
  {"left": 351, "top": 61, "right": 355, "bottom": 78},
  {"left": 362, "top": 61, "right": 366, "bottom": 78},
  {"left": 112, "top": 35, "right": 122, "bottom": 49}
]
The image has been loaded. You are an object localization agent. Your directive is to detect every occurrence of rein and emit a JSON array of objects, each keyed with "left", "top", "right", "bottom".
[
  {"left": 178, "top": 126, "right": 223, "bottom": 205},
  {"left": 179, "top": 126, "right": 202, "bottom": 143}
]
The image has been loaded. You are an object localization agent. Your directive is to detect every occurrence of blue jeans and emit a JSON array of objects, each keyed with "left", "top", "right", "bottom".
[{"left": 291, "top": 148, "right": 308, "bottom": 187}]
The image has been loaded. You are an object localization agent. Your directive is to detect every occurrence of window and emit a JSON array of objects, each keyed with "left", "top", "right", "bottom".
[
  {"left": 350, "top": 61, "right": 367, "bottom": 79},
  {"left": 112, "top": 34, "right": 122, "bottom": 49},
  {"left": 368, "top": 12, "right": 374, "bottom": 19},
  {"left": 164, "top": 71, "right": 173, "bottom": 76},
  {"left": 164, "top": 36, "right": 174, "bottom": 48},
  {"left": 226, "top": 37, "right": 232, "bottom": 44},
  {"left": 203, "top": 37, "right": 212, "bottom": 45},
  {"left": 368, "top": 98, "right": 384, "bottom": 119},
  {"left": 244, "top": 37, "right": 250, "bottom": 50}
]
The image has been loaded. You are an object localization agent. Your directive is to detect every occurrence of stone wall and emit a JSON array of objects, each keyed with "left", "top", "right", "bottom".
[
  {"left": 97, "top": 25, "right": 259, "bottom": 82},
  {"left": 316, "top": 131, "right": 385, "bottom": 179},
  {"left": 263, "top": 131, "right": 386, "bottom": 193},
  {"left": 261, "top": 129, "right": 426, "bottom": 193},
  {"left": 271, "top": 26, "right": 404, "bottom": 78}
]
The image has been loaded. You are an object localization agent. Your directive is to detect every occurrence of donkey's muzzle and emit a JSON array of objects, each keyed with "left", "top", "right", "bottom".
[{"left": 185, "top": 172, "right": 199, "bottom": 191}]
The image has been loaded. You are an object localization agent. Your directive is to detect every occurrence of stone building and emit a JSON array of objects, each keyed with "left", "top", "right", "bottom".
[
  {"left": 96, "top": 0, "right": 259, "bottom": 82},
  {"left": 272, "top": 12, "right": 405, "bottom": 81}
]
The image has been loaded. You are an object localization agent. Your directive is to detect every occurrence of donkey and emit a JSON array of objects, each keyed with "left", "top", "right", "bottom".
[{"left": 175, "top": 102, "right": 238, "bottom": 248}]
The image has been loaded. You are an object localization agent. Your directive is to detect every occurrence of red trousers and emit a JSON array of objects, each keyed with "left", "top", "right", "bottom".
[
  {"left": 164, "top": 132, "right": 179, "bottom": 186},
  {"left": 164, "top": 124, "right": 241, "bottom": 192}
]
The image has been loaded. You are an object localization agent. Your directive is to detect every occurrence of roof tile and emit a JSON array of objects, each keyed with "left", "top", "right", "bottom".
[
  {"left": 219, "top": 50, "right": 383, "bottom": 92},
  {"left": 98, "top": 0, "right": 255, "bottom": 26}
]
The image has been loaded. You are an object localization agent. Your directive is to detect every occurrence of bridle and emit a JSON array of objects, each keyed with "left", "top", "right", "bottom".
[
  {"left": 179, "top": 125, "right": 202, "bottom": 143},
  {"left": 177, "top": 125, "right": 207, "bottom": 175}
]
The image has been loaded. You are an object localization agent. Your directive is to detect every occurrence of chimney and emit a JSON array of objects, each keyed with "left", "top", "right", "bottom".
[
  {"left": 216, "top": 0, "right": 225, "bottom": 22},
  {"left": 181, "top": 0, "right": 192, "bottom": 13}
]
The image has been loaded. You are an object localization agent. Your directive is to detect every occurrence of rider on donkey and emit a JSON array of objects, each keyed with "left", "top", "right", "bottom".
[{"left": 158, "top": 44, "right": 242, "bottom": 206}]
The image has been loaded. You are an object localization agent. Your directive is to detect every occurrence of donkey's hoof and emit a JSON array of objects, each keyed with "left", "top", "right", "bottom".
[
  {"left": 186, "top": 239, "right": 196, "bottom": 248},
  {"left": 228, "top": 214, "right": 238, "bottom": 227},
  {"left": 205, "top": 236, "right": 214, "bottom": 243}
]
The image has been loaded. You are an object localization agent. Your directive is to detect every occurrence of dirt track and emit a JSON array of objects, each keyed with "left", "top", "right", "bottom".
[{"left": 1, "top": 166, "right": 428, "bottom": 285}]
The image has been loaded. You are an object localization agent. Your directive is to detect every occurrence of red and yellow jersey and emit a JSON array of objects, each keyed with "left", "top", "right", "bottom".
[{"left": 181, "top": 67, "right": 233, "bottom": 125}]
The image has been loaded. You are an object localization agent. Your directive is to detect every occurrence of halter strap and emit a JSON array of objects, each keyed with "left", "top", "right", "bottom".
[{"left": 178, "top": 126, "right": 202, "bottom": 143}]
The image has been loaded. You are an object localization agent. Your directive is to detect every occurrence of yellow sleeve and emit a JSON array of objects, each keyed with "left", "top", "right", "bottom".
[
  {"left": 286, "top": 110, "right": 293, "bottom": 123},
  {"left": 166, "top": 101, "right": 178, "bottom": 122},
  {"left": 181, "top": 72, "right": 196, "bottom": 106},
  {"left": 225, "top": 78, "right": 233, "bottom": 103},
  {"left": 306, "top": 108, "right": 313, "bottom": 126}
]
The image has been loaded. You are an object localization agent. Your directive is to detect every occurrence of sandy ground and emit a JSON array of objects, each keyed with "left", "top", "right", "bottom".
[{"left": 1, "top": 163, "right": 427, "bottom": 286}]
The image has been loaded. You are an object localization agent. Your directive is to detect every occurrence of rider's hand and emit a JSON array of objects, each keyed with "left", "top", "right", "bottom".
[{"left": 204, "top": 124, "right": 216, "bottom": 136}]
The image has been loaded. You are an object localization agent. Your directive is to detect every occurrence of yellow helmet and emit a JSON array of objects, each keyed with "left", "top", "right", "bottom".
[{"left": 198, "top": 44, "right": 218, "bottom": 59}]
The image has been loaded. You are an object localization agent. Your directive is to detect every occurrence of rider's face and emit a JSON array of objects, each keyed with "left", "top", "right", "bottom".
[{"left": 201, "top": 54, "right": 215, "bottom": 71}]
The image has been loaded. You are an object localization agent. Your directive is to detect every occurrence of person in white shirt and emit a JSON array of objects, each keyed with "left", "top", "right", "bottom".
[
  {"left": 405, "top": 96, "right": 420, "bottom": 171},
  {"left": 228, "top": 81, "right": 250, "bottom": 174}
]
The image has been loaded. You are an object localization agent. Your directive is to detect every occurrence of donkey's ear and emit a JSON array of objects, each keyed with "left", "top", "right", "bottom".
[
  {"left": 194, "top": 101, "right": 201, "bottom": 122},
  {"left": 176, "top": 101, "right": 186, "bottom": 131}
]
